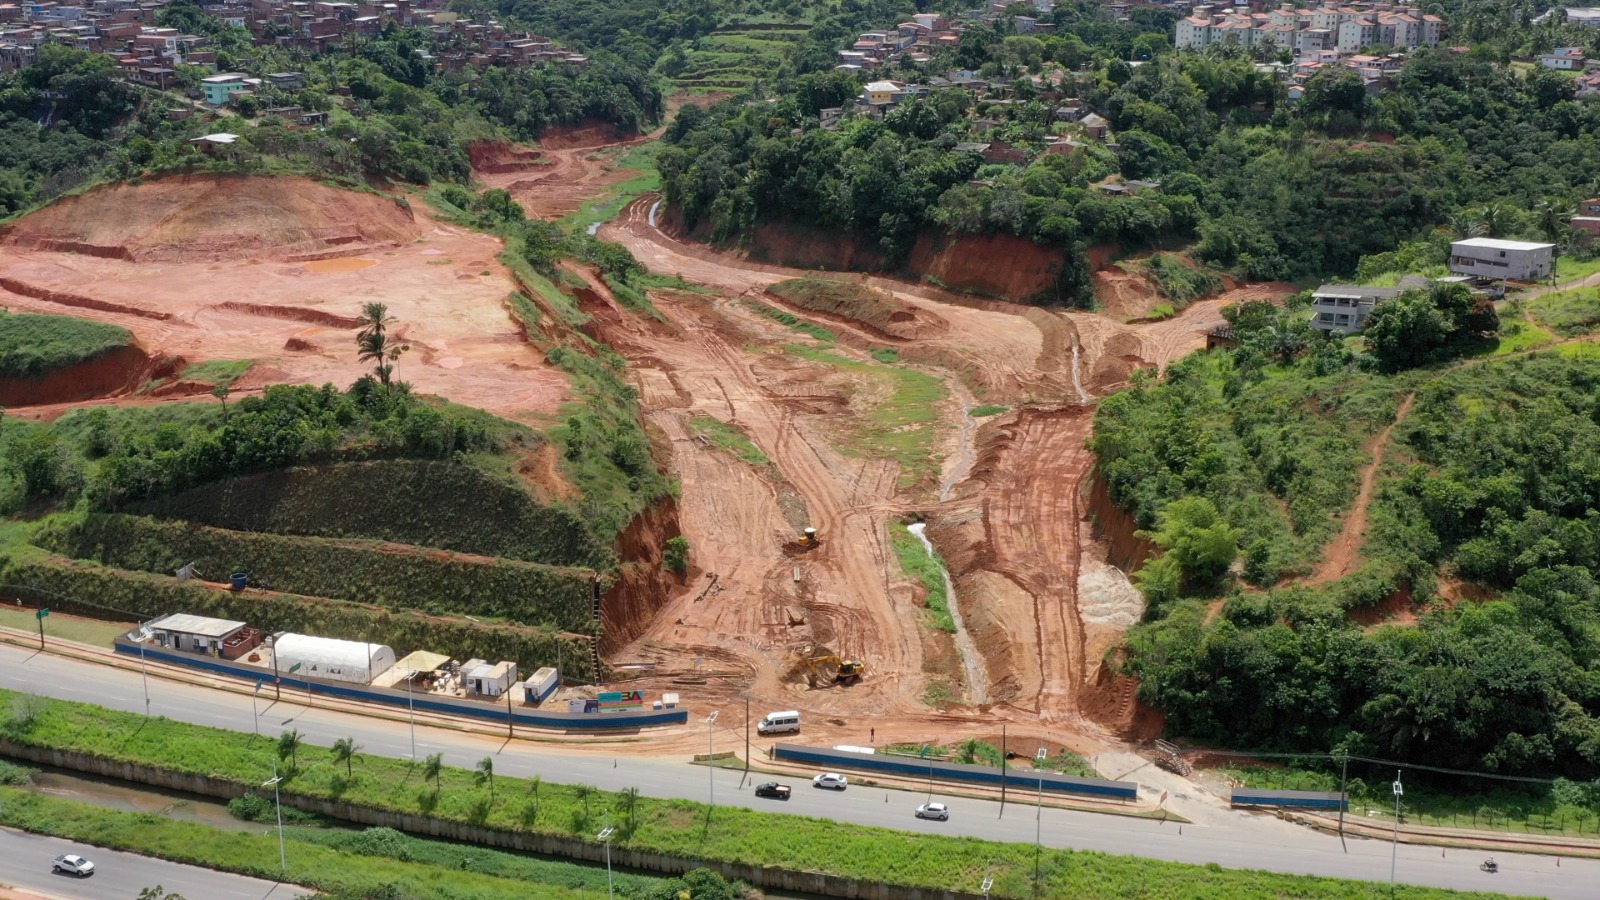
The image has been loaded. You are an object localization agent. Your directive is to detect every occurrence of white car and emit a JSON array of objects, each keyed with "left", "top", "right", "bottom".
[
  {"left": 52, "top": 854, "right": 95, "bottom": 877},
  {"left": 812, "top": 772, "right": 849, "bottom": 790},
  {"left": 915, "top": 802, "right": 950, "bottom": 821}
]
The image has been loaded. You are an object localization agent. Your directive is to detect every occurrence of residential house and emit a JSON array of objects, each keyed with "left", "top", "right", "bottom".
[
  {"left": 1309, "top": 284, "right": 1401, "bottom": 333},
  {"left": 1563, "top": 7, "right": 1600, "bottom": 25},
  {"left": 982, "top": 139, "right": 1029, "bottom": 164},
  {"left": 1572, "top": 217, "right": 1600, "bottom": 239},
  {"left": 1540, "top": 46, "right": 1586, "bottom": 69},
  {"left": 1580, "top": 197, "right": 1600, "bottom": 216},
  {"left": 264, "top": 70, "right": 305, "bottom": 88},
  {"left": 200, "top": 71, "right": 250, "bottom": 105},
  {"left": 1080, "top": 112, "right": 1109, "bottom": 139},
  {"left": 1448, "top": 237, "right": 1556, "bottom": 281},
  {"left": 142, "top": 613, "right": 263, "bottom": 660},
  {"left": 1576, "top": 73, "right": 1600, "bottom": 97}
]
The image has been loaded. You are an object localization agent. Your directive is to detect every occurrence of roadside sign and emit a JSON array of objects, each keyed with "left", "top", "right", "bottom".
[
  {"left": 288, "top": 662, "right": 303, "bottom": 674},
  {"left": 35, "top": 608, "right": 48, "bottom": 619},
  {"left": 255, "top": 680, "right": 264, "bottom": 694}
]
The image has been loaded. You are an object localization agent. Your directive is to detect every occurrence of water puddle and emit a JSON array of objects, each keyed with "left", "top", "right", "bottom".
[
  {"left": 586, "top": 221, "right": 602, "bottom": 236},
  {"left": 648, "top": 200, "right": 660, "bottom": 229},
  {"left": 907, "top": 523, "right": 988, "bottom": 704},
  {"left": 305, "top": 257, "right": 378, "bottom": 274}
]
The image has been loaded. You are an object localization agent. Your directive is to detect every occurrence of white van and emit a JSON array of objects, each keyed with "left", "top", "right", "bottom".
[{"left": 757, "top": 710, "right": 801, "bottom": 735}]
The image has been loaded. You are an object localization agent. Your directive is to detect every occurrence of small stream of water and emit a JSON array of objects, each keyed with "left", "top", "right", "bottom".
[
  {"left": 908, "top": 522, "right": 988, "bottom": 704},
  {"left": 1070, "top": 338, "right": 1090, "bottom": 404},
  {"left": 938, "top": 404, "right": 978, "bottom": 503},
  {"left": 647, "top": 199, "right": 661, "bottom": 229}
]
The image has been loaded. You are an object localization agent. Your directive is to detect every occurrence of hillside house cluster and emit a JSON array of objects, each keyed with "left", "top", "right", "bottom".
[
  {"left": 837, "top": 13, "right": 964, "bottom": 72},
  {"left": 1177, "top": 2, "right": 1443, "bottom": 53},
  {"left": 0, "top": 0, "right": 580, "bottom": 84}
]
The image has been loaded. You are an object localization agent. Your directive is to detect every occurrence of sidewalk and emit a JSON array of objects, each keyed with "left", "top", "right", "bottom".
[{"left": 1290, "top": 810, "right": 1600, "bottom": 859}]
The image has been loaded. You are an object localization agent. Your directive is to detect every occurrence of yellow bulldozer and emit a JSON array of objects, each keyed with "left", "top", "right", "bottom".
[{"left": 805, "top": 652, "right": 866, "bottom": 686}]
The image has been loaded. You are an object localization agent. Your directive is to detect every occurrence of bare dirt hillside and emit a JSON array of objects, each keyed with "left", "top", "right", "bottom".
[
  {"left": 0, "top": 177, "right": 567, "bottom": 419},
  {"left": 0, "top": 175, "right": 422, "bottom": 262}
]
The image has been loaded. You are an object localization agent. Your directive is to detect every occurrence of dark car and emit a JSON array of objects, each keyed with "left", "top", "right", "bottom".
[{"left": 754, "top": 782, "right": 792, "bottom": 800}]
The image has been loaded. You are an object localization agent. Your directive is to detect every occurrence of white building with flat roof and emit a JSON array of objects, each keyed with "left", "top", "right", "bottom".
[{"left": 1448, "top": 238, "right": 1555, "bottom": 281}]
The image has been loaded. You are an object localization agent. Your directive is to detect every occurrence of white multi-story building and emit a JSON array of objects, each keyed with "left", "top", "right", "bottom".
[
  {"left": 1176, "top": 2, "right": 1442, "bottom": 52},
  {"left": 1448, "top": 238, "right": 1556, "bottom": 282}
]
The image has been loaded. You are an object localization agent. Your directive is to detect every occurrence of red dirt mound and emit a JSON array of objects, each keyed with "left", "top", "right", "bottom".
[
  {"left": 215, "top": 302, "right": 361, "bottom": 329},
  {"left": 0, "top": 174, "right": 421, "bottom": 262},
  {"left": 467, "top": 140, "right": 545, "bottom": 174},
  {"left": 537, "top": 120, "right": 633, "bottom": 150}
]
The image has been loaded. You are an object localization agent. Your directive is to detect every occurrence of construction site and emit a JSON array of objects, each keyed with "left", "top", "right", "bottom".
[{"left": 0, "top": 123, "right": 1293, "bottom": 770}]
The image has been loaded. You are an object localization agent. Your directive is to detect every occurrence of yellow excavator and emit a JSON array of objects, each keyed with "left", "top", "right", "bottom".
[{"left": 806, "top": 653, "right": 866, "bottom": 686}]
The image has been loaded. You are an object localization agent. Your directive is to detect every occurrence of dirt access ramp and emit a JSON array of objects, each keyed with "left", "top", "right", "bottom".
[
  {"left": 0, "top": 174, "right": 420, "bottom": 262},
  {"left": 0, "top": 175, "right": 568, "bottom": 420},
  {"left": 470, "top": 122, "right": 653, "bottom": 221}
]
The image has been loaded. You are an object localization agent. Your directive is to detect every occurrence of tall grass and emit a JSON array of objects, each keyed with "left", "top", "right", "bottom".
[
  {"left": 0, "top": 311, "right": 132, "bottom": 377},
  {"left": 890, "top": 522, "right": 953, "bottom": 633},
  {"left": 786, "top": 345, "right": 944, "bottom": 487}
]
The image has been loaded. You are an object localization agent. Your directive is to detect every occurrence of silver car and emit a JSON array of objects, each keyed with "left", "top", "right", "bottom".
[
  {"left": 915, "top": 801, "right": 950, "bottom": 821},
  {"left": 812, "top": 772, "right": 849, "bottom": 790},
  {"left": 52, "top": 854, "right": 95, "bottom": 877}
]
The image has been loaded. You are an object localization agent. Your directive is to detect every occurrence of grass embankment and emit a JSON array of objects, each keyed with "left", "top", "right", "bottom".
[
  {"left": 564, "top": 143, "right": 661, "bottom": 234},
  {"left": 743, "top": 298, "right": 838, "bottom": 342},
  {"left": 662, "top": 23, "right": 808, "bottom": 92},
  {"left": 686, "top": 415, "right": 769, "bottom": 467},
  {"left": 970, "top": 404, "right": 1009, "bottom": 417},
  {"left": 1525, "top": 288, "right": 1600, "bottom": 337},
  {"left": 0, "top": 789, "right": 614, "bottom": 900},
  {"left": 1222, "top": 764, "right": 1600, "bottom": 838},
  {"left": 175, "top": 358, "right": 252, "bottom": 386},
  {"left": 767, "top": 277, "right": 919, "bottom": 335},
  {"left": 787, "top": 345, "right": 943, "bottom": 487},
  {"left": 1140, "top": 255, "right": 1224, "bottom": 307},
  {"left": 0, "top": 311, "right": 132, "bottom": 378},
  {"left": 0, "top": 689, "right": 1511, "bottom": 899},
  {"left": 890, "top": 522, "right": 953, "bottom": 633},
  {"left": 36, "top": 512, "right": 599, "bottom": 631},
  {"left": 1555, "top": 253, "right": 1600, "bottom": 282}
]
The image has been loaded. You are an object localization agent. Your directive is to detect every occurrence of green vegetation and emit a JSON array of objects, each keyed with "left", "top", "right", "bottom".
[
  {"left": 767, "top": 277, "right": 922, "bottom": 336},
  {"left": 132, "top": 459, "right": 609, "bottom": 569},
  {"left": 686, "top": 415, "right": 769, "bottom": 466},
  {"left": 970, "top": 405, "right": 1009, "bottom": 418},
  {"left": 0, "top": 605, "right": 130, "bottom": 646},
  {"left": 663, "top": 536, "right": 690, "bottom": 576},
  {"left": 743, "top": 299, "right": 838, "bottom": 342},
  {"left": 35, "top": 514, "right": 599, "bottom": 630},
  {"left": 1527, "top": 288, "right": 1600, "bottom": 337},
  {"left": 1488, "top": 315, "right": 1556, "bottom": 356},
  {"left": 0, "top": 311, "right": 132, "bottom": 378},
  {"left": 891, "top": 522, "right": 953, "bottom": 633},
  {"left": 174, "top": 359, "right": 252, "bottom": 387},
  {"left": 1555, "top": 254, "right": 1600, "bottom": 282},
  {"left": 787, "top": 345, "right": 943, "bottom": 486},
  {"left": 871, "top": 348, "right": 900, "bottom": 363},
  {"left": 1103, "top": 307, "right": 1600, "bottom": 777},
  {"left": 1220, "top": 764, "right": 1600, "bottom": 839},
  {"left": 0, "top": 689, "right": 1523, "bottom": 899},
  {"left": 1140, "top": 255, "right": 1223, "bottom": 306},
  {"left": 1, "top": 554, "right": 597, "bottom": 679},
  {"left": 564, "top": 143, "right": 662, "bottom": 233},
  {"left": 1363, "top": 284, "right": 1499, "bottom": 373}
]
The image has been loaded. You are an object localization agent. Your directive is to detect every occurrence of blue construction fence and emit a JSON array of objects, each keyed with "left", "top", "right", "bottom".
[
  {"left": 115, "top": 639, "right": 688, "bottom": 730},
  {"left": 1230, "top": 788, "right": 1348, "bottom": 811},
  {"left": 772, "top": 743, "right": 1138, "bottom": 801}
]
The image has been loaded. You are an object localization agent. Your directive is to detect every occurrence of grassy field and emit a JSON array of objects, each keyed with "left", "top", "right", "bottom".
[
  {"left": 1526, "top": 287, "right": 1600, "bottom": 336},
  {"left": 686, "top": 414, "right": 769, "bottom": 466},
  {"left": 1220, "top": 764, "right": 1600, "bottom": 838},
  {"left": 0, "top": 606, "right": 131, "bottom": 645},
  {"left": 177, "top": 359, "right": 253, "bottom": 386},
  {"left": 663, "top": 24, "right": 807, "bottom": 91},
  {"left": 563, "top": 142, "right": 662, "bottom": 234},
  {"left": 890, "top": 521, "right": 953, "bottom": 633},
  {"left": 1486, "top": 314, "right": 1556, "bottom": 355},
  {"left": 743, "top": 299, "right": 838, "bottom": 341},
  {"left": 970, "top": 404, "right": 1009, "bottom": 417},
  {"left": 0, "top": 311, "right": 132, "bottom": 378},
  {"left": 1555, "top": 254, "right": 1600, "bottom": 282},
  {"left": 0, "top": 689, "right": 1516, "bottom": 899},
  {"left": 787, "top": 345, "right": 944, "bottom": 486}
]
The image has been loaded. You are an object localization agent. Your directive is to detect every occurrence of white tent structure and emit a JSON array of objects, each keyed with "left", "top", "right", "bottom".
[{"left": 273, "top": 633, "right": 395, "bottom": 684}]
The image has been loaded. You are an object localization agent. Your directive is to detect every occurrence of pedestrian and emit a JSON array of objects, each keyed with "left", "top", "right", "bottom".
[{"left": 871, "top": 727, "right": 875, "bottom": 743}]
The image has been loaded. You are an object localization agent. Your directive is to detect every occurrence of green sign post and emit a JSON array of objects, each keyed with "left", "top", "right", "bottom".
[{"left": 35, "top": 607, "right": 48, "bottom": 649}]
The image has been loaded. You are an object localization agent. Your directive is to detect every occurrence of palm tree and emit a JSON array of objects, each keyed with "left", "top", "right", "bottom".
[
  {"left": 422, "top": 752, "right": 444, "bottom": 791},
  {"left": 1477, "top": 202, "right": 1513, "bottom": 239},
  {"left": 354, "top": 302, "right": 410, "bottom": 391},
  {"left": 572, "top": 783, "right": 596, "bottom": 821},
  {"left": 332, "top": 736, "right": 362, "bottom": 778},
  {"left": 619, "top": 786, "right": 641, "bottom": 831},
  {"left": 1269, "top": 313, "right": 1308, "bottom": 366},
  {"left": 277, "top": 729, "right": 302, "bottom": 770},
  {"left": 474, "top": 756, "right": 494, "bottom": 802},
  {"left": 1448, "top": 211, "right": 1484, "bottom": 238},
  {"left": 1535, "top": 199, "right": 1573, "bottom": 245}
]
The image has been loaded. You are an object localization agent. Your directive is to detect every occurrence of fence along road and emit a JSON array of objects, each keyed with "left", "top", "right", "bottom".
[{"left": 1, "top": 642, "right": 1597, "bottom": 898}]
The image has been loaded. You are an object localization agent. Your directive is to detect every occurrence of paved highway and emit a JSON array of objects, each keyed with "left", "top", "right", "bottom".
[
  {"left": 0, "top": 828, "right": 300, "bottom": 900},
  {"left": 2, "top": 644, "right": 1593, "bottom": 898}
]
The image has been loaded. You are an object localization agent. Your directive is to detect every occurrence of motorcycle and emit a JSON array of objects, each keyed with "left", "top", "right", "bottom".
[{"left": 1480, "top": 860, "right": 1498, "bottom": 874}]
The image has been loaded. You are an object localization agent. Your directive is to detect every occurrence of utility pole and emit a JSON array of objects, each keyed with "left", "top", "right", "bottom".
[
  {"left": 707, "top": 711, "right": 719, "bottom": 810},
  {"left": 999, "top": 723, "right": 1007, "bottom": 814},
  {"left": 1390, "top": 770, "right": 1404, "bottom": 895},
  {"left": 1336, "top": 750, "right": 1349, "bottom": 852},
  {"left": 506, "top": 686, "right": 514, "bottom": 738},
  {"left": 1034, "top": 775, "right": 1043, "bottom": 899},
  {"left": 407, "top": 670, "right": 417, "bottom": 760},
  {"left": 744, "top": 696, "right": 751, "bottom": 781}
]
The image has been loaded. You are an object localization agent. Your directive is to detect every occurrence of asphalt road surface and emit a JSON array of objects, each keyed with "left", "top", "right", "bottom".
[
  {"left": 2, "top": 644, "right": 1594, "bottom": 898},
  {"left": 0, "top": 828, "right": 301, "bottom": 900}
]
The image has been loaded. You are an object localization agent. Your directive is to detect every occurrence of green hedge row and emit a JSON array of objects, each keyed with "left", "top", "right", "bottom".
[
  {"left": 131, "top": 460, "right": 615, "bottom": 570},
  {"left": 1, "top": 556, "right": 596, "bottom": 681},
  {"left": 36, "top": 514, "right": 600, "bottom": 632}
]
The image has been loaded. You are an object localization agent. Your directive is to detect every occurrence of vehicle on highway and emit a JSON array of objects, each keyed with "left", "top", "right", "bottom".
[
  {"left": 1481, "top": 858, "right": 1498, "bottom": 874},
  {"left": 52, "top": 854, "right": 95, "bottom": 877},
  {"left": 812, "top": 772, "right": 848, "bottom": 790},
  {"left": 915, "top": 802, "right": 950, "bottom": 821},
  {"left": 754, "top": 782, "right": 792, "bottom": 800},
  {"left": 757, "top": 710, "right": 801, "bottom": 735}
]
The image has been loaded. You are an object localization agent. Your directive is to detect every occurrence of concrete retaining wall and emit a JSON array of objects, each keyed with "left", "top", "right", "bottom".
[
  {"left": 774, "top": 743, "right": 1139, "bottom": 801},
  {"left": 0, "top": 739, "right": 988, "bottom": 900}
]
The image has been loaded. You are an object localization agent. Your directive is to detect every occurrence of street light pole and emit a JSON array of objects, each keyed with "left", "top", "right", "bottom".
[
  {"left": 407, "top": 669, "right": 417, "bottom": 760},
  {"left": 1390, "top": 770, "right": 1404, "bottom": 895},
  {"left": 597, "top": 820, "right": 615, "bottom": 900},
  {"left": 137, "top": 628, "right": 150, "bottom": 715},
  {"left": 263, "top": 763, "right": 286, "bottom": 876},
  {"left": 706, "top": 711, "right": 719, "bottom": 810},
  {"left": 1034, "top": 775, "right": 1043, "bottom": 899}
]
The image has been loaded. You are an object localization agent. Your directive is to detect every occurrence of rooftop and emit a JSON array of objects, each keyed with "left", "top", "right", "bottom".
[
  {"left": 1313, "top": 284, "right": 1402, "bottom": 299},
  {"left": 146, "top": 612, "right": 247, "bottom": 638},
  {"left": 1453, "top": 237, "right": 1556, "bottom": 252}
]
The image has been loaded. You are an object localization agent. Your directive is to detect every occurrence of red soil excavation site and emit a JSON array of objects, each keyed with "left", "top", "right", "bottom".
[{"left": 0, "top": 135, "right": 1292, "bottom": 765}]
